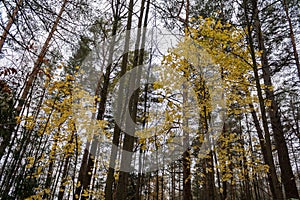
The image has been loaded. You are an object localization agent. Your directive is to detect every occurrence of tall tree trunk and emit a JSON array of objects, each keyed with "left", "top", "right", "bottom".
[
  {"left": 245, "top": 113, "right": 261, "bottom": 200},
  {"left": 115, "top": 0, "right": 150, "bottom": 197},
  {"left": 249, "top": 104, "right": 282, "bottom": 199},
  {"left": 74, "top": 2, "right": 122, "bottom": 199},
  {"left": 251, "top": 0, "right": 299, "bottom": 198},
  {"left": 57, "top": 153, "right": 71, "bottom": 200},
  {"left": 172, "top": 163, "right": 176, "bottom": 199},
  {"left": 182, "top": 0, "right": 192, "bottom": 199},
  {"left": 107, "top": 0, "right": 135, "bottom": 198},
  {"left": 282, "top": 0, "right": 300, "bottom": 79},
  {"left": 182, "top": 88, "right": 192, "bottom": 200},
  {"left": 16, "top": 0, "right": 68, "bottom": 115},
  {"left": 135, "top": 3, "right": 152, "bottom": 194},
  {"left": 242, "top": 0, "right": 284, "bottom": 198},
  {"left": 0, "top": 0, "right": 23, "bottom": 53}
]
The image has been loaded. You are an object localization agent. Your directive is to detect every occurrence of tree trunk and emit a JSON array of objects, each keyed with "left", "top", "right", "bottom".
[
  {"left": 135, "top": 3, "right": 152, "bottom": 194},
  {"left": 116, "top": 0, "right": 150, "bottom": 198},
  {"left": 16, "top": 0, "right": 68, "bottom": 115},
  {"left": 282, "top": 0, "right": 300, "bottom": 79},
  {"left": 0, "top": 0, "right": 23, "bottom": 53},
  {"left": 182, "top": 0, "right": 192, "bottom": 199},
  {"left": 249, "top": 104, "right": 282, "bottom": 199},
  {"left": 242, "top": 0, "right": 284, "bottom": 198},
  {"left": 251, "top": 0, "right": 299, "bottom": 198},
  {"left": 109, "top": 0, "right": 135, "bottom": 198},
  {"left": 57, "top": 153, "right": 71, "bottom": 200},
  {"left": 74, "top": 2, "right": 122, "bottom": 199}
]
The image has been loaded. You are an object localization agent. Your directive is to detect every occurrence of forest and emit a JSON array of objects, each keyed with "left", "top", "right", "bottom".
[{"left": 0, "top": 0, "right": 299, "bottom": 199}]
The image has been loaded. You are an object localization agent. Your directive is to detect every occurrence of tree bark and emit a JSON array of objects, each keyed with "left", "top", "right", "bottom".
[
  {"left": 115, "top": 0, "right": 149, "bottom": 197},
  {"left": 282, "top": 0, "right": 300, "bottom": 79},
  {"left": 182, "top": 0, "right": 192, "bottom": 199},
  {"left": 76, "top": 4, "right": 121, "bottom": 199},
  {"left": 0, "top": 0, "right": 23, "bottom": 53},
  {"left": 242, "top": 0, "right": 284, "bottom": 199},
  {"left": 107, "top": 0, "right": 135, "bottom": 198},
  {"left": 16, "top": 0, "right": 68, "bottom": 115},
  {"left": 251, "top": 0, "right": 299, "bottom": 198}
]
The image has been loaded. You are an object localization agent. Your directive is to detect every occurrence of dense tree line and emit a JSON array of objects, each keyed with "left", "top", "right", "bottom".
[{"left": 0, "top": 0, "right": 299, "bottom": 199}]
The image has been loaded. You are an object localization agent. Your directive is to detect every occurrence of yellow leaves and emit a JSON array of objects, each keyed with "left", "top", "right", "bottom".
[
  {"left": 31, "top": 166, "right": 43, "bottom": 178},
  {"left": 190, "top": 17, "right": 251, "bottom": 72},
  {"left": 206, "top": 167, "right": 213, "bottom": 173},
  {"left": 141, "top": 145, "right": 147, "bottom": 151},
  {"left": 166, "top": 137, "right": 174, "bottom": 143},
  {"left": 18, "top": 115, "right": 37, "bottom": 130},
  {"left": 256, "top": 50, "right": 263, "bottom": 57},
  {"left": 222, "top": 173, "right": 233, "bottom": 181},
  {"left": 25, "top": 164, "right": 32, "bottom": 169},
  {"left": 66, "top": 74, "right": 75, "bottom": 81},
  {"left": 184, "top": 174, "right": 192, "bottom": 183},
  {"left": 43, "top": 107, "right": 52, "bottom": 115},
  {"left": 153, "top": 81, "right": 163, "bottom": 90},
  {"left": 44, "top": 189, "right": 50, "bottom": 194},
  {"left": 94, "top": 96, "right": 101, "bottom": 102},
  {"left": 82, "top": 190, "right": 90, "bottom": 197},
  {"left": 265, "top": 99, "right": 272, "bottom": 107},
  {"left": 139, "top": 138, "right": 146, "bottom": 145},
  {"left": 15, "top": 115, "right": 22, "bottom": 124},
  {"left": 25, "top": 195, "right": 43, "bottom": 200},
  {"left": 114, "top": 173, "right": 119, "bottom": 181},
  {"left": 97, "top": 119, "right": 108, "bottom": 129},
  {"left": 25, "top": 157, "right": 35, "bottom": 169},
  {"left": 263, "top": 164, "right": 270, "bottom": 172},
  {"left": 220, "top": 188, "right": 224, "bottom": 194},
  {"left": 76, "top": 181, "right": 81, "bottom": 188}
]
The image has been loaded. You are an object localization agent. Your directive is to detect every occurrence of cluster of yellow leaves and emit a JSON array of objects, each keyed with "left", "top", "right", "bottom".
[
  {"left": 24, "top": 64, "right": 110, "bottom": 199},
  {"left": 215, "top": 130, "right": 269, "bottom": 185},
  {"left": 189, "top": 17, "right": 263, "bottom": 115},
  {"left": 159, "top": 17, "right": 271, "bottom": 188}
]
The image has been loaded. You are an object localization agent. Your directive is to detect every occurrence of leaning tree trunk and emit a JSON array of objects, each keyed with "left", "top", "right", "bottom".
[
  {"left": 0, "top": 0, "right": 23, "bottom": 53},
  {"left": 282, "top": 0, "right": 300, "bottom": 79},
  {"left": 0, "top": 0, "right": 67, "bottom": 175},
  {"left": 16, "top": 0, "right": 68, "bottom": 115}
]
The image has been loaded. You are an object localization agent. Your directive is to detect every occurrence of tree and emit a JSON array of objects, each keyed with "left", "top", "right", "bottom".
[
  {"left": 0, "top": 0, "right": 23, "bottom": 53},
  {"left": 250, "top": 0, "right": 299, "bottom": 198}
]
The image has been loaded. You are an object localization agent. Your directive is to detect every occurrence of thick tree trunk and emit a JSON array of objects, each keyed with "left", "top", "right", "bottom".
[
  {"left": 251, "top": 0, "right": 299, "bottom": 198},
  {"left": 242, "top": 1, "right": 284, "bottom": 199},
  {"left": 72, "top": 3, "right": 122, "bottom": 199},
  {"left": 182, "top": 84, "right": 192, "bottom": 200},
  {"left": 108, "top": 0, "right": 135, "bottom": 198},
  {"left": 116, "top": 0, "right": 150, "bottom": 197}
]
